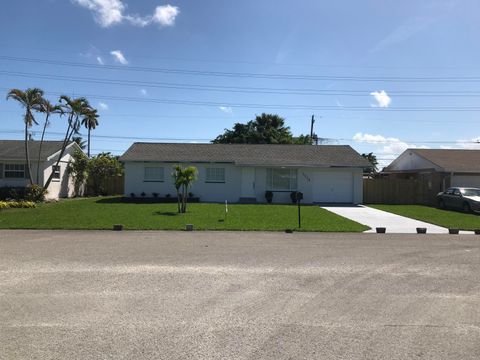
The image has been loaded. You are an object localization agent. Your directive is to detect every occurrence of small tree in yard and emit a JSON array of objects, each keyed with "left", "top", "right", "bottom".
[
  {"left": 67, "top": 149, "right": 89, "bottom": 197},
  {"left": 87, "top": 153, "right": 123, "bottom": 196},
  {"left": 172, "top": 165, "right": 198, "bottom": 213}
]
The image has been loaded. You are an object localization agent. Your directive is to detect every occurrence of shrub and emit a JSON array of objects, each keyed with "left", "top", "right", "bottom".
[
  {"left": 0, "top": 187, "right": 26, "bottom": 201},
  {"left": 265, "top": 191, "right": 273, "bottom": 204},
  {"left": 0, "top": 201, "right": 36, "bottom": 210},
  {"left": 141, "top": 192, "right": 146, "bottom": 197},
  {"left": 152, "top": 192, "right": 159, "bottom": 198},
  {"left": 25, "top": 185, "right": 47, "bottom": 202}
]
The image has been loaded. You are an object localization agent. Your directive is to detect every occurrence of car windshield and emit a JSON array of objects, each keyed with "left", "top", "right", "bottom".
[{"left": 461, "top": 188, "right": 480, "bottom": 196}]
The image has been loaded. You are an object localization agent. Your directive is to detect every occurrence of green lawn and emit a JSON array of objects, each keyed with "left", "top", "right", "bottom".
[
  {"left": 369, "top": 204, "right": 480, "bottom": 230},
  {"left": 0, "top": 197, "right": 369, "bottom": 232}
]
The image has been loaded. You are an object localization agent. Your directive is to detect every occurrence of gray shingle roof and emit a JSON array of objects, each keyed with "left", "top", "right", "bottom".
[
  {"left": 119, "top": 143, "right": 369, "bottom": 168},
  {"left": 407, "top": 149, "right": 480, "bottom": 173},
  {"left": 0, "top": 140, "right": 70, "bottom": 161}
]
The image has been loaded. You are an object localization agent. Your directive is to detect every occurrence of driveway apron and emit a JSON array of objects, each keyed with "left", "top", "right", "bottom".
[{"left": 322, "top": 205, "right": 449, "bottom": 234}]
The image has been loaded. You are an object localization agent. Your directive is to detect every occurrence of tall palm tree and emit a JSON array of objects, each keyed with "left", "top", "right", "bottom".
[
  {"left": 81, "top": 108, "right": 99, "bottom": 157},
  {"left": 35, "top": 99, "right": 63, "bottom": 183},
  {"left": 6, "top": 88, "right": 44, "bottom": 185},
  {"left": 43, "top": 95, "right": 92, "bottom": 190}
]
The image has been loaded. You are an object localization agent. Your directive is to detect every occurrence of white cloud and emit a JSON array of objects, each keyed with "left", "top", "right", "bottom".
[
  {"left": 353, "top": 132, "right": 427, "bottom": 155},
  {"left": 73, "top": 0, "right": 179, "bottom": 28},
  {"left": 152, "top": 5, "right": 180, "bottom": 26},
  {"left": 140, "top": 88, "right": 147, "bottom": 96},
  {"left": 110, "top": 50, "right": 128, "bottom": 65},
  {"left": 96, "top": 56, "right": 104, "bottom": 65},
  {"left": 455, "top": 137, "right": 480, "bottom": 149},
  {"left": 219, "top": 106, "right": 233, "bottom": 114},
  {"left": 98, "top": 102, "right": 109, "bottom": 110},
  {"left": 73, "top": 0, "right": 124, "bottom": 27},
  {"left": 370, "top": 90, "right": 391, "bottom": 108}
]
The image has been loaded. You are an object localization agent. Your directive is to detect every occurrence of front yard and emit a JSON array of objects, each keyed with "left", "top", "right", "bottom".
[
  {"left": 0, "top": 197, "right": 369, "bottom": 232},
  {"left": 369, "top": 204, "right": 480, "bottom": 230}
]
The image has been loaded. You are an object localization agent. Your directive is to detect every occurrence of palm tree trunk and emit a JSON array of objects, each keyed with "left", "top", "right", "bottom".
[
  {"left": 87, "top": 127, "right": 91, "bottom": 157},
  {"left": 43, "top": 115, "right": 76, "bottom": 190},
  {"left": 24, "top": 120, "right": 34, "bottom": 185},
  {"left": 36, "top": 112, "right": 50, "bottom": 184}
]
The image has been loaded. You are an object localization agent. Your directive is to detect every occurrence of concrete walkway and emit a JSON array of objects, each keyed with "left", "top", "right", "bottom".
[{"left": 322, "top": 205, "right": 449, "bottom": 234}]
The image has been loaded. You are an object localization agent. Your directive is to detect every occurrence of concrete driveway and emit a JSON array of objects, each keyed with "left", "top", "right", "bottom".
[
  {"left": 1, "top": 230, "right": 480, "bottom": 360},
  {"left": 322, "top": 205, "right": 449, "bottom": 234}
]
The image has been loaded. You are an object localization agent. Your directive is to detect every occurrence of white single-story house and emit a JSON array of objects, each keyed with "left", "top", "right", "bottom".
[
  {"left": 119, "top": 143, "right": 369, "bottom": 204},
  {"left": 385, "top": 148, "right": 480, "bottom": 189},
  {"left": 0, "top": 140, "right": 82, "bottom": 200}
]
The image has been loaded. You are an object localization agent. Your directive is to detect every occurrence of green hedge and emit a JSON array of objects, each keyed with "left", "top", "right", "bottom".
[{"left": 0, "top": 201, "right": 36, "bottom": 210}]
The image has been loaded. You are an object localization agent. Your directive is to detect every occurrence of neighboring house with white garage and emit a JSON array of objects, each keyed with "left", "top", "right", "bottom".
[
  {"left": 0, "top": 140, "right": 82, "bottom": 199},
  {"left": 385, "top": 148, "right": 480, "bottom": 189},
  {"left": 120, "top": 143, "right": 369, "bottom": 204}
]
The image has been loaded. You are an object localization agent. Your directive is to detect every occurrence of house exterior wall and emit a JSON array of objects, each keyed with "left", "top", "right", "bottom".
[
  {"left": 124, "top": 162, "right": 363, "bottom": 204},
  {"left": 0, "top": 144, "right": 78, "bottom": 200},
  {"left": 42, "top": 149, "right": 76, "bottom": 199},
  {"left": 387, "top": 151, "right": 442, "bottom": 172},
  {"left": 124, "top": 162, "right": 242, "bottom": 202}
]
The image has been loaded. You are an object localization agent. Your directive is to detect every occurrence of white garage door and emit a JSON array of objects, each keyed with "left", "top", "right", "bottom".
[
  {"left": 451, "top": 175, "right": 480, "bottom": 188},
  {"left": 314, "top": 171, "right": 353, "bottom": 203}
]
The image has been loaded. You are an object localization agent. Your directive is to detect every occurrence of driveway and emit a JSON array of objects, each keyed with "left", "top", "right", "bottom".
[
  {"left": 1, "top": 230, "right": 480, "bottom": 360},
  {"left": 322, "top": 205, "right": 450, "bottom": 233}
]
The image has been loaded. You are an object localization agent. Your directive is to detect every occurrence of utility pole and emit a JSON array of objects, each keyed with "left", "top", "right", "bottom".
[{"left": 310, "top": 114, "right": 315, "bottom": 140}]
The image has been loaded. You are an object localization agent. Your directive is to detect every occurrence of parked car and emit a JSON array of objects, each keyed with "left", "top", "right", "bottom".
[{"left": 437, "top": 187, "right": 480, "bottom": 213}]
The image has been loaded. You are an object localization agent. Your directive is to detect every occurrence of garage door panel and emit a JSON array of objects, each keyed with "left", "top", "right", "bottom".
[
  {"left": 314, "top": 172, "right": 353, "bottom": 203},
  {"left": 452, "top": 176, "right": 480, "bottom": 188}
]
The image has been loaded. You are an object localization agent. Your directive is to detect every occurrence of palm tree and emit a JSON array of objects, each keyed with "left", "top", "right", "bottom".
[
  {"left": 81, "top": 108, "right": 99, "bottom": 157},
  {"left": 43, "top": 95, "right": 92, "bottom": 190},
  {"left": 6, "top": 88, "right": 44, "bottom": 185},
  {"left": 172, "top": 165, "right": 198, "bottom": 213},
  {"left": 35, "top": 99, "right": 63, "bottom": 183}
]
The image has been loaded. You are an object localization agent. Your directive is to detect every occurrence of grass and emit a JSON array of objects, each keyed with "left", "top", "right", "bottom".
[
  {"left": 0, "top": 196, "right": 369, "bottom": 232},
  {"left": 369, "top": 204, "right": 480, "bottom": 231}
]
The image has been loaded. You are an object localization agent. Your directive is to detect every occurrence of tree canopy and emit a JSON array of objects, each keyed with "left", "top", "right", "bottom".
[{"left": 212, "top": 113, "right": 312, "bottom": 144}]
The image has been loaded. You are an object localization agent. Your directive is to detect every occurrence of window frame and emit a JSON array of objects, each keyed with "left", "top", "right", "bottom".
[
  {"left": 143, "top": 166, "right": 164, "bottom": 182},
  {"left": 51, "top": 165, "right": 61, "bottom": 181},
  {"left": 266, "top": 168, "right": 298, "bottom": 192},
  {"left": 205, "top": 167, "right": 226, "bottom": 183},
  {"left": 4, "top": 164, "right": 26, "bottom": 179}
]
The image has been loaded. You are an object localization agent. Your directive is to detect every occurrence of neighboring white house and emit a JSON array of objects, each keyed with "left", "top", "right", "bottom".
[
  {"left": 385, "top": 148, "right": 480, "bottom": 189},
  {"left": 0, "top": 140, "right": 83, "bottom": 200},
  {"left": 119, "top": 143, "right": 369, "bottom": 204}
]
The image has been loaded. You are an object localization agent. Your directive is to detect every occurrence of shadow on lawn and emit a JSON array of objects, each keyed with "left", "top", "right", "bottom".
[
  {"left": 153, "top": 211, "right": 179, "bottom": 217},
  {"left": 95, "top": 197, "right": 178, "bottom": 205}
]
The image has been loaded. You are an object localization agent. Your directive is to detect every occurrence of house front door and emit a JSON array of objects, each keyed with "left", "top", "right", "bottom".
[{"left": 240, "top": 167, "right": 255, "bottom": 198}]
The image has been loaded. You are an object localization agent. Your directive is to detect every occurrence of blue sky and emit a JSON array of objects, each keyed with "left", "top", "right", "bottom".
[{"left": 1, "top": 0, "right": 480, "bottom": 166}]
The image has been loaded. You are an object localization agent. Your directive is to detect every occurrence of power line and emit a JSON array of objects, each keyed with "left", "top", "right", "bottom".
[
  {"left": 5, "top": 70, "right": 480, "bottom": 97},
  {"left": 4, "top": 55, "right": 480, "bottom": 83},
  {"left": 2, "top": 128, "right": 479, "bottom": 145},
  {"left": 4, "top": 45, "right": 478, "bottom": 70},
  {"left": 4, "top": 87, "right": 480, "bottom": 112}
]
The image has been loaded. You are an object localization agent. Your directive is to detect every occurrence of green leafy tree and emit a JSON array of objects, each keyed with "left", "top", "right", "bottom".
[
  {"left": 292, "top": 134, "right": 315, "bottom": 145},
  {"left": 87, "top": 153, "right": 123, "bottom": 195},
  {"left": 172, "top": 165, "right": 198, "bottom": 213},
  {"left": 67, "top": 149, "right": 89, "bottom": 197},
  {"left": 212, "top": 113, "right": 295, "bottom": 144},
  {"left": 72, "top": 136, "right": 87, "bottom": 150},
  {"left": 6, "top": 88, "right": 45, "bottom": 185},
  {"left": 81, "top": 108, "right": 99, "bottom": 157},
  {"left": 361, "top": 152, "right": 379, "bottom": 173}
]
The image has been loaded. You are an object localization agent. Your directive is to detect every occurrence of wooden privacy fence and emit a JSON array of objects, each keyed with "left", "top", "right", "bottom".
[
  {"left": 86, "top": 175, "right": 124, "bottom": 196},
  {"left": 364, "top": 176, "right": 442, "bottom": 206}
]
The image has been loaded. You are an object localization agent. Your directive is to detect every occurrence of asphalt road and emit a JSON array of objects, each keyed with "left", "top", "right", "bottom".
[{"left": 1, "top": 230, "right": 480, "bottom": 360}]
